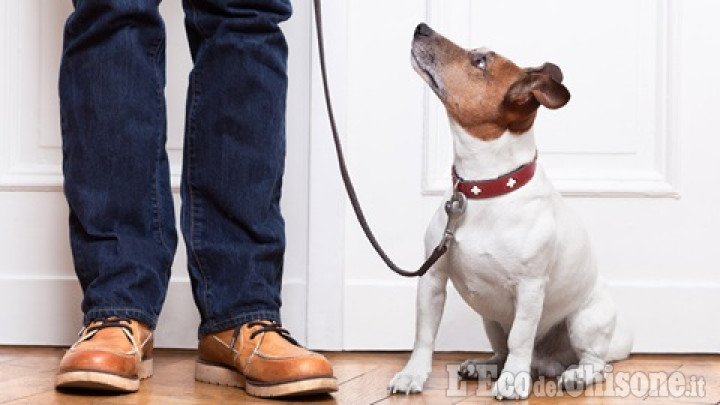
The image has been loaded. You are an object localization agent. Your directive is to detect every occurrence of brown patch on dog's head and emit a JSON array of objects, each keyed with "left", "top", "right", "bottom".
[{"left": 411, "top": 23, "right": 570, "bottom": 140}]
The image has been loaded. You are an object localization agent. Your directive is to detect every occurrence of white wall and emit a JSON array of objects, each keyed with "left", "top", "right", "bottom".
[
  {"left": 0, "top": 1, "right": 312, "bottom": 348},
  {"left": 307, "top": 0, "right": 720, "bottom": 353},
  {"left": 2, "top": 0, "right": 720, "bottom": 354}
]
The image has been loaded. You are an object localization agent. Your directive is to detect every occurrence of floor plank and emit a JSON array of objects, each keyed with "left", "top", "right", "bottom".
[{"left": 0, "top": 348, "right": 718, "bottom": 405}]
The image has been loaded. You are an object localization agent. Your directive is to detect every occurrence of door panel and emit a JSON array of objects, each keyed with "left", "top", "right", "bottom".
[
  {"left": 307, "top": 0, "right": 720, "bottom": 352},
  {"left": 0, "top": 1, "right": 312, "bottom": 347}
]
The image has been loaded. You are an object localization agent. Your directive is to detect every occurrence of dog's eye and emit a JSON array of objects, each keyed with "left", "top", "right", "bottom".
[{"left": 472, "top": 54, "right": 487, "bottom": 70}]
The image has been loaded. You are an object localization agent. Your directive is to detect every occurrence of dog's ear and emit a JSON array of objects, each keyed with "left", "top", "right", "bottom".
[
  {"left": 525, "top": 62, "right": 564, "bottom": 84},
  {"left": 527, "top": 73, "right": 571, "bottom": 110},
  {"left": 505, "top": 63, "right": 571, "bottom": 112}
]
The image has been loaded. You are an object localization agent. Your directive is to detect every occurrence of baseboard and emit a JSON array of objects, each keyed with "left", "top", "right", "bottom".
[
  {"left": 3, "top": 276, "right": 717, "bottom": 352},
  {"left": 0, "top": 276, "right": 307, "bottom": 348},
  {"left": 343, "top": 280, "right": 720, "bottom": 353}
]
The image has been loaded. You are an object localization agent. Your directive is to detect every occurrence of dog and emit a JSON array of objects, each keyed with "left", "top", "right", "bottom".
[{"left": 388, "top": 23, "right": 632, "bottom": 400}]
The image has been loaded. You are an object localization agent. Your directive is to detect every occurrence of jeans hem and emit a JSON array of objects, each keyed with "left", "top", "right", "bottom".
[
  {"left": 199, "top": 309, "right": 281, "bottom": 337},
  {"left": 84, "top": 308, "right": 158, "bottom": 330}
]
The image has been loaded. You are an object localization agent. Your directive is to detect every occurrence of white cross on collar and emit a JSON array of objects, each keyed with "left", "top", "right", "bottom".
[{"left": 506, "top": 177, "right": 517, "bottom": 188}]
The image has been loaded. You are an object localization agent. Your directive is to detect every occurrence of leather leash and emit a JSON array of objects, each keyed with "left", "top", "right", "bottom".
[{"left": 312, "top": 0, "right": 466, "bottom": 277}]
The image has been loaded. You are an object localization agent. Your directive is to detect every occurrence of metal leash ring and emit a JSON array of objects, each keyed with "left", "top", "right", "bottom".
[
  {"left": 445, "top": 190, "right": 467, "bottom": 217},
  {"left": 439, "top": 191, "right": 467, "bottom": 248}
]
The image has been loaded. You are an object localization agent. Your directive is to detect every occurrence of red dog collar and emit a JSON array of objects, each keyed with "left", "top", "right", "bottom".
[{"left": 452, "top": 153, "right": 538, "bottom": 199}]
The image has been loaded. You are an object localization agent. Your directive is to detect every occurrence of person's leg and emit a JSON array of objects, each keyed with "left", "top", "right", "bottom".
[
  {"left": 180, "top": 1, "right": 337, "bottom": 397},
  {"left": 60, "top": 0, "right": 176, "bottom": 330},
  {"left": 57, "top": 0, "right": 173, "bottom": 391},
  {"left": 180, "top": 0, "right": 290, "bottom": 336}
]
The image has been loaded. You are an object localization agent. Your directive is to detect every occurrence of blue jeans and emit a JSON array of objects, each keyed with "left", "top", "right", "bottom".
[{"left": 59, "top": 0, "right": 292, "bottom": 336}]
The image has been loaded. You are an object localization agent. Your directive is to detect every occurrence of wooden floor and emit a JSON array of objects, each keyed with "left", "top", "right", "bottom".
[{"left": 0, "top": 348, "right": 718, "bottom": 404}]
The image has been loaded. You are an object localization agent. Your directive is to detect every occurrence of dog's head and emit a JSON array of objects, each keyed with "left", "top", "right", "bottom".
[{"left": 411, "top": 23, "right": 570, "bottom": 140}]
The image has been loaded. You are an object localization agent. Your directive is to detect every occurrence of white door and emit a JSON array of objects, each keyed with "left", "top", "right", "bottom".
[
  {"left": 0, "top": 1, "right": 313, "bottom": 347},
  {"left": 307, "top": 0, "right": 720, "bottom": 352},
  {"left": 3, "top": 0, "right": 720, "bottom": 354}
]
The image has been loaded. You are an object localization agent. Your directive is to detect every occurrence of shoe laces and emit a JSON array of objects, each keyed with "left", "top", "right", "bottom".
[
  {"left": 83, "top": 317, "right": 134, "bottom": 336},
  {"left": 231, "top": 320, "right": 299, "bottom": 348}
]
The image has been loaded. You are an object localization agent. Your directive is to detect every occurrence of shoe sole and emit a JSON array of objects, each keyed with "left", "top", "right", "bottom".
[
  {"left": 55, "top": 358, "right": 153, "bottom": 392},
  {"left": 194, "top": 360, "right": 338, "bottom": 398}
]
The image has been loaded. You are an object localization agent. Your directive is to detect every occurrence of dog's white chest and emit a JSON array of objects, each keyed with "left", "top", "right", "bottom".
[
  {"left": 447, "top": 248, "right": 518, "bottom": 323},
  {"left": 440, "top": 201, "right": 544, "bottom": 323},
  {"left": 427, "top": 176, "right": 597, "bottom": 329}
]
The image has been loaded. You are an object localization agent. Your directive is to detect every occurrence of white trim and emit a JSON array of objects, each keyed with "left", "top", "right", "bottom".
[
  {"left": 0, "top": 2, "right": 23, "bottom": 191},
  {"left": 0, "top": 169, "right": 64, "bottom": 192},
  {"left": 305, "top": 0, "right": 350, "bottom": 351},
  {"left": 0, "top": 276, "right": 307, "bottom": 348},
  {"left": 342, "top": 279, "right": 720, "bottom": 353},
  {"left": 658, "top": 0, "right": 682, "bottom": 198}
]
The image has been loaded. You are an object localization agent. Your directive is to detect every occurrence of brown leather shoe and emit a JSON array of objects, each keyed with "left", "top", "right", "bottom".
[
  {"left": 55, "top": 317, "right": 153, "bottom": 392},
  {"left": 195, "top": 320, "right": 338, "bottom": 397}
]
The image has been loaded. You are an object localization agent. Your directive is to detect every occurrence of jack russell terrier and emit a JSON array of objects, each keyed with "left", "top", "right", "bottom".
[{"left": 388, "top": 23, "right": 632, "bottom": 400}]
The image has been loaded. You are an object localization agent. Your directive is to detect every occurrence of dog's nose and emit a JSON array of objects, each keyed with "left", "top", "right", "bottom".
[{"left": 414, "top": 23, "right": 433, "bottom": 38}]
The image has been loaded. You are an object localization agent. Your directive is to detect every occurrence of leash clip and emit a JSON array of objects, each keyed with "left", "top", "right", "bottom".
[
  {"left": 445, "top": 189, "right": 467, "bottom": 217},
  {"left": 440, "top": 190, "right": 467, "bottom": 248}
]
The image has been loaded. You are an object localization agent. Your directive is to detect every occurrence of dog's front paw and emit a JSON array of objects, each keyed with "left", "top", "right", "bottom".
[
  {"left": 559, "top": 365, "right": 605, "bottom": 391},
  {"left": 388, "top": 368, "right": 429, "bottom": 394},
  {"left": 491, "top": 370, "right": 531, "bottom": 400}
]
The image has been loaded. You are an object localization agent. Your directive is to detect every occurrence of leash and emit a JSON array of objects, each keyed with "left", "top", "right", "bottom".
[{"left": 312, "top": 0, "right": 466, "bottom": 278}]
